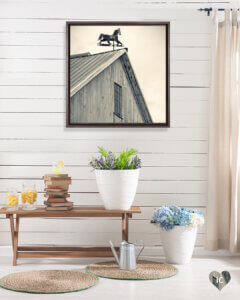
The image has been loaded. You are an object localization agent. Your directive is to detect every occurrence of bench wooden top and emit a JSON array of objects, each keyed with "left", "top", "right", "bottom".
[{"left": 0, "top": 206, "right": 141, "bottom": 218}]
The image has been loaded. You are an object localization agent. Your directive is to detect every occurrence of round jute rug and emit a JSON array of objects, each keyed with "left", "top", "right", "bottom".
[
  {"left": 87, "top": 260, "right": 178, "bottom": 280},
  {"left": 0, "top": 270, "right": 98, "bottom": 294}
]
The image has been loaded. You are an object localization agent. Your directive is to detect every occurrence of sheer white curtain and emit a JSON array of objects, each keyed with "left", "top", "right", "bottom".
[{"left": 206, "top": 9, "right": 240, "bottom": 252}]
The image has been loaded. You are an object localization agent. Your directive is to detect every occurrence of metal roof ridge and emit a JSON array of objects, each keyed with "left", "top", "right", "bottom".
[
  {"left": 70, "top": 48, "right": 127, "bottom": 59},
  {"left": 70, "top": 49, "right": 127, "bottom": 97}
]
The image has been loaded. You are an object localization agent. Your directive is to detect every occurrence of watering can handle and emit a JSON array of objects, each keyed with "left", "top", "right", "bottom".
[
  {"left": 109, "top": 240, "right": 120, "bottom": 265},
  {"left": 136, "top": 240, "right": 144, "bottom": 262}
]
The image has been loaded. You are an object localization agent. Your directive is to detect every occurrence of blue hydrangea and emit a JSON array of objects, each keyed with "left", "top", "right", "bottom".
[{"left": 151, "top": 206, "right": 204, "bottom": 231}]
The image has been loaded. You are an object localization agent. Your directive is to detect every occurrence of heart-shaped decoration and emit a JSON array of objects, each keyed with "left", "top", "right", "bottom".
[{"left": 209, "top": 271, "right": 231, "bottom": 290}]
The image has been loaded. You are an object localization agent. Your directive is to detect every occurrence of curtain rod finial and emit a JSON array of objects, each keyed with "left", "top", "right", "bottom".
[{"left": 198, "top": 7, "right": 212, "bottom": 16}]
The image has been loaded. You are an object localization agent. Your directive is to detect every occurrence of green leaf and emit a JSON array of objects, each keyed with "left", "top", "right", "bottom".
[
  {"left": 115, "top": 148, "right": 139, "bottom": 169},
  {"left": 98, "top": 146, "right": 108, "bottom": 158}
]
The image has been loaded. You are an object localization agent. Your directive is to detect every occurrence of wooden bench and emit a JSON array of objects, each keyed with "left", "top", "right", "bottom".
[{"left": 0, "top": 206, "right": 141, "bottom": 266}]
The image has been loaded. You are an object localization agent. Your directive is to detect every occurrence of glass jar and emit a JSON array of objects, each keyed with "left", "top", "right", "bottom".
[
  {"left": 6, "top": 188, "right": 19, "bottom": 211},
  {"left": 52, "top": 162, "right": 63, "bottom": 175},
  {"left": 21, "top": 183, "right": 37, "bottom": 210},
  {"left": 52, "top": 160, "right": 65, "bottom": 175}
]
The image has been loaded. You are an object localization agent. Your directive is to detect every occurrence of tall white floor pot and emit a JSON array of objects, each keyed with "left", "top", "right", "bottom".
[
  {"left": 95, "top": 169, "right": 140, "bottom": 210},
  {"left": 160, "top": 225, "right": 198, "bottom": 264}
]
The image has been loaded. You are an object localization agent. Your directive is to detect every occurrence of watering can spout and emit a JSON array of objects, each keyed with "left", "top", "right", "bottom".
[{"left": 109, "top": 240, "right": 120, "bottom": 265}]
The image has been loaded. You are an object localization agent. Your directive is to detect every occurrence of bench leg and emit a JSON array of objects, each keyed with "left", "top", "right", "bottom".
[
  {"left": 9, "top": 215, "right": 20, "bottom": 266},
  {"left": 9, "top": 215, "right": 15, "bottom": 251},
  {"left": 122, "top": 213, "right": 129, "bottom": 241}
]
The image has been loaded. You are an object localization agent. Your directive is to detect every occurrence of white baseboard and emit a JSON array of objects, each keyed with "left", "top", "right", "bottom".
[{"left": 0, "top": 246, "right": 238, "bottom": 257}]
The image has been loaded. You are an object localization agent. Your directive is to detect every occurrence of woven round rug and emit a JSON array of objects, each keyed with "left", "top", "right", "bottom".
[
  {"left": 0, "top": 270, "right": 98, "bottom": 294},
  {"left": 87, "top": 260, "right": 178, "bottom": 280}
]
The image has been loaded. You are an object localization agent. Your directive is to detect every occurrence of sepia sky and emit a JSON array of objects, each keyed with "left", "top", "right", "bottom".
[{"left": 70, "top": 25, "right": 166, "bottom": 122}]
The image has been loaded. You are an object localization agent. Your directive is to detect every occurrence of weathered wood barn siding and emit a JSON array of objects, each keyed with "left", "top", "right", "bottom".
[
  {"left": 0, "top": 0, "right": 230, "bottom": 256},
  {"left": 70, "top": 57, "right": 146, "bottom": 123}
]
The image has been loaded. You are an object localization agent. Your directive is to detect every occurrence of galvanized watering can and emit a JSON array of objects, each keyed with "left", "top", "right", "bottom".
[{"left": 109, "top": 240, "right": 144, "bottom": 270}]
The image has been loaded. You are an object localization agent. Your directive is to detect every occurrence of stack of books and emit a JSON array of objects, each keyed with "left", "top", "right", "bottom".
[{"left": 43, "top": 174, "right": 73, "bottom": 211}]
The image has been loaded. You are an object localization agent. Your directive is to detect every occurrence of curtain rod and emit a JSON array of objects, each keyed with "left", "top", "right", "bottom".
[{"left": 198, "top": 8, "right": 239, "bottom": 16}]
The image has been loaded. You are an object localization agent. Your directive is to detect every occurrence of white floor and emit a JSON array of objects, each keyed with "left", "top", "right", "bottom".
[{"left": 0, "top": 256, "right": 239, "bottom": 300}]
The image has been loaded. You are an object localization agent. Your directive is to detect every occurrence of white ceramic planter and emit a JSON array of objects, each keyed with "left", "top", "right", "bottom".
[
  {"left": 160, "top": 225, "right": 197, "bottom": 264},
  {"left": 95, "top": 169, "right": 140, "bottom": 210}
]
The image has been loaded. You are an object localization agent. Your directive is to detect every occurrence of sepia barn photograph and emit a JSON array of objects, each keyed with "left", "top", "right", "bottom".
[{"left": 66, "top": 22, "right": 169, "bottom": 127}]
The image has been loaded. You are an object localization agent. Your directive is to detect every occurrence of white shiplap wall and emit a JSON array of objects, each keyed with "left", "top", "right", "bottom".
[{"left": 0, "top": 0, "right": 217, "bottom": 254}]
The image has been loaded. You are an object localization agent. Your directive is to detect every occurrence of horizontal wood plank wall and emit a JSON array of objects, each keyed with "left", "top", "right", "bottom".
[{"left": 0, "top": 0, "right": 212, "bottom": 252}]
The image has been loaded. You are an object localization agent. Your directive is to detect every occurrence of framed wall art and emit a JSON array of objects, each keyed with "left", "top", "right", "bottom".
[{"left": 66, "top": 22, "right": 170, "bottom": 127}]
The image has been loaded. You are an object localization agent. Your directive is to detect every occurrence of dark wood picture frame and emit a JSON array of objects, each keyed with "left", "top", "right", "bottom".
[{"left": 66, "top": 21, "right": 170, "bottom": 127}]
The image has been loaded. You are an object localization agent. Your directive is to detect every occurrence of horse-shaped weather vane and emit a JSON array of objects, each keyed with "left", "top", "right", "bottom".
[{"left": 97, "top": 28, "right": 124, "bottom": 51}]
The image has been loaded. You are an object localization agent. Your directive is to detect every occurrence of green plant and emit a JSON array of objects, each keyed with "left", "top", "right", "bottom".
[{"left": 89, "top": 147, "right": 141, "bottom": 170}]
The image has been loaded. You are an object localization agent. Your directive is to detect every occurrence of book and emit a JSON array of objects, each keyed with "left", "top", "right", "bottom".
[
  {"left": 44, "top": 191, "right": 69, "bottom": 196},
  {"left": 44, "top": 193, "right": 70, "bottom": 198},
  {"left": 44, "top": 174, "right": 69, "bottom": 176},
  {"left": 45, "top": 206, "right": 73, "bottom": 211},
  {"left": 44, "top": 188, "right": 67, "bottom": 192},
  {"left": 44, "top": 180, "right": 71, "bottom": 190},
  {"left": 44, "top": 179, "right": 71, "bottom": 184},
  {"left": 43, "top": 174, "right": 69, "bottom": 178},
  {"left": 43, "top": 173, "right": 72, "bottom": 208},
  {"left": 43, "top": 175, "right": 71, "bottom": 181},
  {"left": 46, "top": 198, "right": 67, "bottom": 203},
  {"left": 44, "top": 201, "right": 73, "bottom": 207}
]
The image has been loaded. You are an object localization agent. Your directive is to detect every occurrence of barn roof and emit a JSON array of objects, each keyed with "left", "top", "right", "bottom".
[
  {"left": 70, "top": 49, "right": 152, "bottom": 123},
  {"left": 70, "top": 49, "right": 126, "bottom": 97}
]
